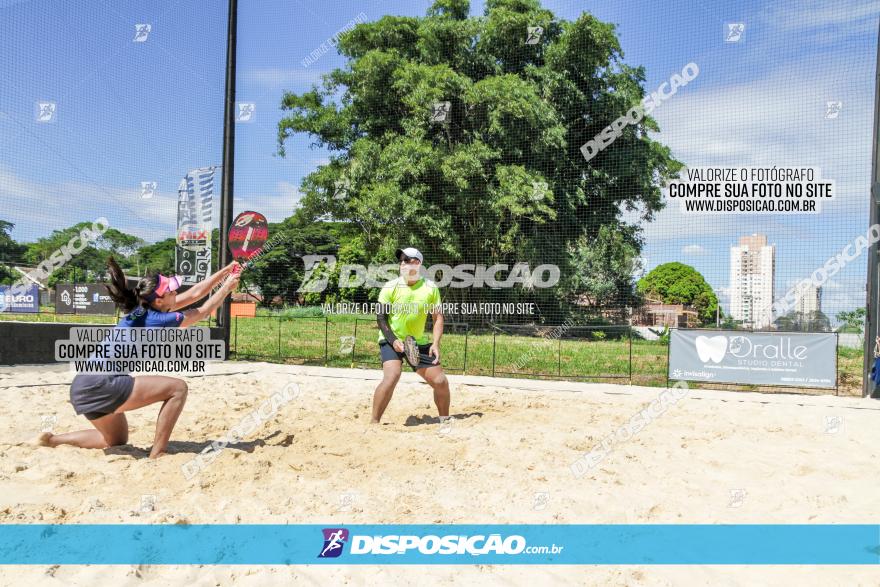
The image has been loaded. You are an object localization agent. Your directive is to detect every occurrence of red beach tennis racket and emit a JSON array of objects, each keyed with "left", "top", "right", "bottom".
[{"left": 228, "top": 211, "right": 268, "bottom": 274}]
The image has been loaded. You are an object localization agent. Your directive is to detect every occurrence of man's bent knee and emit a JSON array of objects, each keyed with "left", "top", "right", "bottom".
[
  {"left": 381, "top": 373, "right": 401, "bottom": 386},
  {"left": 422, "top": 370, "right": 447, "bottom": 387}
]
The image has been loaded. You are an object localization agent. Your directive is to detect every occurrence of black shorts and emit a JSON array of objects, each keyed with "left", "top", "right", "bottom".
[
  {"left": 69, "top": 373, "right": 135, "bottom": 420},
  {"left": 379, "top": 340, "right": 440, "bottom": 371}
]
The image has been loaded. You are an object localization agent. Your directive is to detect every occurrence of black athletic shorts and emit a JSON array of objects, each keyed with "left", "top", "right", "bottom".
[
  {"left": 379, "top": 340, "right": 440, "bottom": 371},
  {"left": 69, "top": 373, "right": 135, "bottom": 420}
]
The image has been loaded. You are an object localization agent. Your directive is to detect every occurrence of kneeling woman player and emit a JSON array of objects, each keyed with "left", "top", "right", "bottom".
[{"left": 37, "top": 257, "right": 239, "bottom": 458}]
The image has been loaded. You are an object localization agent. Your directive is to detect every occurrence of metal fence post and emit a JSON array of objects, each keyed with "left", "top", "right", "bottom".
[
  {"left": 864, "top": 19, "right": 880, "bottom": 397},
  {"left": 835, "top": 331, "right": 840, "bottom": 396},
  {"left": 463, "top": 327, "right": 469, "bottom": 374},
  {"left": 557, "top": 335, "right": 562, "bottom": 377},
  {"left": 351, "top": 319, "right": 359, "bottom": 368},
  {"left": 628, "top": 327, "right": 633, "bottom": 385},
  {"left": 492, "top": 326, "right": 497, "bottom": 378},
  {"left": 665, "top": 332, "right": 671, "bottom": 388}
]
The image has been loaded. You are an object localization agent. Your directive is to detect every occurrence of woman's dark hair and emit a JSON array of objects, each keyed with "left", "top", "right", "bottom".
[{"left": 105, "top": 256, "right": 158, "bottom": 313}]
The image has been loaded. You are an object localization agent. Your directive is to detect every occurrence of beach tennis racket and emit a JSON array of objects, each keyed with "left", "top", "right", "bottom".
[
  {"left": 228, "top": 211, "right": 268, "bottom": 274},
  {"left": 403, "top": 336, "right": 421, "bottom": 367}
]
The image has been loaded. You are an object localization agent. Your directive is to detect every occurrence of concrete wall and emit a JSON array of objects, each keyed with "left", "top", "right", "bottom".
[{"left": 0, "top": 322, "right": 228, "bottom": 365}]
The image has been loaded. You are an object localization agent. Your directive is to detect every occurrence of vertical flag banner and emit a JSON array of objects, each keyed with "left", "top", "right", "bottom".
[{"left": 175, "top": 167, "right": 218, "bottom": 284}]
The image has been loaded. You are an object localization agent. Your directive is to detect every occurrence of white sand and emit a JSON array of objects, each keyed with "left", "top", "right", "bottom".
[{"left": 0, "top": 361, "right": 878, "bottom": 585}]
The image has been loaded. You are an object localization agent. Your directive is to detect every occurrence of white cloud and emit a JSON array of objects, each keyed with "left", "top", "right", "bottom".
[
  {"left": 277, "top": 180, "right": 301, "bottom": 202},
  {"left": 236, "top": 181, "right": 302, "bottom": 224},
  {"left": 0, "top": 165, "right": 303, "bottom": 246},
  {"left": 763, "top": 0, "right": 879, "bottom": 40},
  {"left": 0, "top": 165, "right": 177, "bottom": 243},
  {"left": 635, "top": 51, "right": 873, "bottom": 243},
  {"left": 681, "top": 244, "right": 708, "bottom": 256},
  {"left": 243, "top": 67, "right": 328, "bottom": 92}
]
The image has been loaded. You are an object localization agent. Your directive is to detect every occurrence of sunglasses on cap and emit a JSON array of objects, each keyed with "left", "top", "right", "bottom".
[{"left": 143, "top": 274, "right": 180, "bottom": 302}]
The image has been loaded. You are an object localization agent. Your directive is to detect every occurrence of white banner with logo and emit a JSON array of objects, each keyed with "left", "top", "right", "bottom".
[
  {"left": 669, "top": 329, "right": 837, "bottom": 389},
  {"left": 175, "top": 166, "right": 217, "bottom": 284}
]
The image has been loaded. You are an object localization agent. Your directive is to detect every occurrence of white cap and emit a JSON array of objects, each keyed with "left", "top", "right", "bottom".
[{"left": 395, "top": 247, "right": 423, "bottom": 263}]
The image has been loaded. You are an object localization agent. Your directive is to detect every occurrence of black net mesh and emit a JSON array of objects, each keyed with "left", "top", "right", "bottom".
[{"left": 1, "top": 0, "right": 876, "bottom": 394}]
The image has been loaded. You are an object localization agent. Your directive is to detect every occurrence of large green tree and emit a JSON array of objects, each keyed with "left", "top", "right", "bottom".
[
  {"left": 23, "top": 223, "right": 144, "bottom": 285},
  {"left": 130, "top": 237, "right": 177, "bottom": 276},
  {"left": 637, "top": 262, "right": 719, "bottom": 325},
  {"left": 277, "top": 0, "right": 681, "bottom": 321},
  {"left": 0, "top": 220, "right": 23, "bottom": 258},
  {"left": 23, "top": 223, "right": 106, "bottom": 285},
  {"left": 0, "top": 220, "right": 25, "bottom": 284}
]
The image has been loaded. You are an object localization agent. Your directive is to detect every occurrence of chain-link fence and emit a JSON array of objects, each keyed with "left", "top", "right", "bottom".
[{"left": 1, "top": 0, "right": 876, "bottom": 395}]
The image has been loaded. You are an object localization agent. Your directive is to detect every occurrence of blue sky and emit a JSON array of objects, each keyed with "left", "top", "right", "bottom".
[{"left": 0, "top": 0, "right": 877, "bottom": 318}]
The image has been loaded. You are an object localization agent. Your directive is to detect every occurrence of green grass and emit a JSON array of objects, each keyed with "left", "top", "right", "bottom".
[
  {"left": 229, "top": 313, "right": 864, "bottom": 396},
  {"left": 836, "top": 345, "right": 864, "bottom": 392},
  {"left": 0, "top": 306, "right": 213, "bottom": 326},
  {"left": 0, "top": 311, "right": 118, "bottom": 324},
  {"left": 231, "top": 314, "right": 672, "bottom": 386},
  {"left": 3, "top": 307, "right": 863, "bottom": 396}
]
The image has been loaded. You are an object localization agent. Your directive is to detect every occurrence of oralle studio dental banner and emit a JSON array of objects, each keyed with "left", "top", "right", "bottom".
[{"left": 669, "top": 329, "right": 837, "bottom": 389}]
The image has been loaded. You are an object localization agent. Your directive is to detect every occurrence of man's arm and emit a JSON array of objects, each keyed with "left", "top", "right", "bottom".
[
  {"left": 429, "top": 309, "right": 444, "bottom": 363},
  {"left": 431, "top": 309, "right": 444, "bottom": 345},
  {"left": 377, "top": 305, "right": 398, "bottom": 345}
]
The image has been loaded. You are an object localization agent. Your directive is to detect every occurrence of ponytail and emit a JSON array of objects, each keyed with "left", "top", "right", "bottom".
[{"left": 105, "top": 256, "right": 158, "bottom": 314}]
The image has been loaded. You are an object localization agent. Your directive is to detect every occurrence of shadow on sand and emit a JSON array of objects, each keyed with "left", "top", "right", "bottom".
[
  {"left": 403, "top": 412, "right": 483, "bottom": 427},
  {"left": 102, "top": 430, "right": 290, "bottom": 459}
]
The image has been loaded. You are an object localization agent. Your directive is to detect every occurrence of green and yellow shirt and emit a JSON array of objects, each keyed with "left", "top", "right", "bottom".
[{"left": 377, "top": 277, "right": 441, "bottom": 345}]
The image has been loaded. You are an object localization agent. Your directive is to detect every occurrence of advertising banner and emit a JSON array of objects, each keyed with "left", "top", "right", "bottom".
[
  {"left": 0, "top": 284, "right": 39, "bottom": 313},
  {"left": 669, "top": 329, "right": 836, "bottom": 389},
  {"left": 175, "top": 167, "right": 216, "bottom": 285},
  {"left": 54, "top": 283, "right": 116, "bottom": 315}
]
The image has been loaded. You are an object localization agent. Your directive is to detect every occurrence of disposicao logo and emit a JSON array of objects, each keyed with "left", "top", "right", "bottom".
[
  {"left": 318, "top": 528, "right": 348, "bottom": 558},
  {"left": 695, "top": 335, "right": 727, "bottom": 363},
  {"left": 351, "top": 534, "right": 527, "bottom": 555},
  {"left": 317, "top": 529, "right": 537, "bottom": 558}
]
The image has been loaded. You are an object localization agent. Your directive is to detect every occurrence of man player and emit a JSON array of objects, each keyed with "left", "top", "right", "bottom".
[{"left": 372, "top": 247, "right": 450, "bottom": 424}]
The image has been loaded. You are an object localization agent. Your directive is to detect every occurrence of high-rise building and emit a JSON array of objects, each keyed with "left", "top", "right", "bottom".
[
  {"left": 793, "top": 282, "right": 822, "bottom": 314},
  {"left": 729, "top": 234, "right": 776, "bottom": 328}
]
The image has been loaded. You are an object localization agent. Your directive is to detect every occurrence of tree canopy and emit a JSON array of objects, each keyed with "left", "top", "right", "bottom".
[
  {"left": 637, "top": 262, "right": 719, "bottom": 324},
  {"left": 277, "top": 0, "right": 681, "bottom": 321},
  {"left": 836, "top": 307, "right": 865, "bottom": 332},
  {"left": 0, "top": 221, "right": 24, "bottom": 284}
]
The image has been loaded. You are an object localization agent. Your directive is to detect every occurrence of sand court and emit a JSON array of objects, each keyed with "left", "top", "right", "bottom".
[{"left": 0, "top": 362, "right": 878, "bottom": 584}]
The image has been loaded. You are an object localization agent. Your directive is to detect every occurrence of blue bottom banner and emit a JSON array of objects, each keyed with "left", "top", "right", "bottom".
[{"left": 0, "top": 525, "right": 878, "bottom": 565}]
